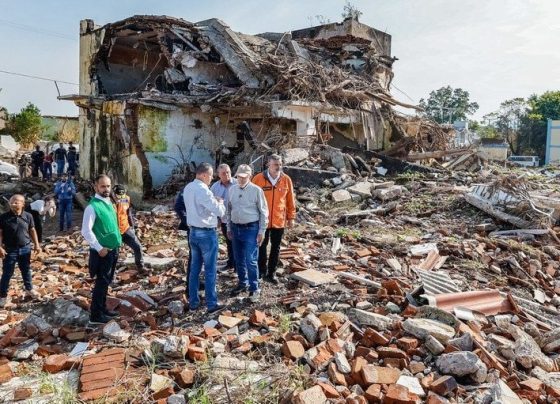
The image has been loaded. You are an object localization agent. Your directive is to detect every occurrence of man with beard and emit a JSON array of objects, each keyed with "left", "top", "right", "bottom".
[{"left": 81, "top": 175, "right": 122, "bottom": 324}]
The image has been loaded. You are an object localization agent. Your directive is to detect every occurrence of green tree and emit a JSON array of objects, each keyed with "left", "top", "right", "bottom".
[
  {"left": 5, "top": 103, "right": 43, "bottom": 147},
  {"left": 419, "top": 86, "right": 479, "bottom": 124},
  {"left": 518, "top": 91, "right": 560, "bottom": 159}
]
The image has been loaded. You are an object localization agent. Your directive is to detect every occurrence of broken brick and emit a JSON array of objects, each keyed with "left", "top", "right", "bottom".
[
  {"left": 376, "top": 346, "right": 409, "bottom": 360},
  {"left": 429, "top": 375, "right": 458, "bottom": 396},
  {"left": 43, "top": 353, "right": 72, "bottom": 373},
  {"left": 187, "top": 346, "right": 207, "bottom": 362},
  {"left": 13, "top": 387, "right": 32, "bottom": 401},
  {"left": 317, "top": 381, "right": 340, "bottom": 398},
  {"left": 282, "top": 340, "right": 305, "bottom": 360},
  {"left": 0, "top": 363, "right": 13, "bottom": 383},
  {"left": 385, "top": 384, "right": 418, "bottom": 404},
  {"left": 361, "top": 365, "right": 401, "bottom": 385},
  {"left": 397, "top": 337, "right": 419, "bottom": 351},
  {"left": 362, "top": 327, "right": 389, "bottom": 347},
  {"left": 364, "top": 384, "right": 383, "bottom": 403},
  {"left": 327, "top": 362, "right": 347, "bottom": 386},
  {"left": 519, "top": 377, "right": 543, "bottom": 392}
]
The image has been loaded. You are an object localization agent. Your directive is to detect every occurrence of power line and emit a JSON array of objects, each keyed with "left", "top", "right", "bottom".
[
  {"left": 0, "top": 18, "right": 76, "bottom": 41},
  {"left": 390, "top": 83, "right": 416, "bottom": 103},
  {"left": 0, "top": 69, "right": 78, "bottom": 86}
]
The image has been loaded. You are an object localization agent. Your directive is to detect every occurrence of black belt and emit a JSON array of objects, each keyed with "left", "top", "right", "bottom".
[
  {"left": 232, "top": 221, "right": 259, "bottom": 228},
  {"left": 189, "top": 226, "right": 216, "bottom": 231}
]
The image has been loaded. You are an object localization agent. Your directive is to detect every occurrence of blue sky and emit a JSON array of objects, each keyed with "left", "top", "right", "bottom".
[{"left": 1, "top": 0, "right": 559, "bottom": 120}]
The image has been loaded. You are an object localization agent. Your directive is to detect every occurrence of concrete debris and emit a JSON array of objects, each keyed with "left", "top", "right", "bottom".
[
  {"left": 402, "top": 318, "right": 456, "bottom": 343},
  {"left": 102, "top": 321, "right": 131, "bottom": 343}
]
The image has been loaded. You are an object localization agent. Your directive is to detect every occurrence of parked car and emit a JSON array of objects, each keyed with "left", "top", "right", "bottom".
[{"left": 507, "top": 155, "right": 540, "bottom": 167}]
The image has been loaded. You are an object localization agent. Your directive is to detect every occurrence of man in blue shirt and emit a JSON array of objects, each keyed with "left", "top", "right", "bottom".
[
  {"left": 210, "top": 164, "right": 237, "bottom": 271},
  {"left": 54, "top": 173, "right": 76, "bottom": 232},
  {"left": 183, "top": 163, "right": 226, "bottom": 313}
]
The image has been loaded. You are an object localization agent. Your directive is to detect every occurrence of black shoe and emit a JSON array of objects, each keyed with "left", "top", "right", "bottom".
[
  {"left": 230, "top": 285, "right": 247, "bottom": 297},
  {"left": 265, "top": 274, "right": 279, "bottom": 285},
  {"left": 89, "top": 314, "right": 112, "bottom": 324},
  {"left": 103, "top": 309, "right": 119, "bottom": 317},
  {"left": 207, "top": 304, "right": 226, "bottom": 314}
]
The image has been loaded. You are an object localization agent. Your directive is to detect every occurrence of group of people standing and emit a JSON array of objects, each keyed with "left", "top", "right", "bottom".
[
  {"left": 19, "top": 141, "right": 78, "bottom": 180},
  {"left": 0, "top": 154, "right": 295, "bottom": 324},
  {"left": 182, "top": 154, "right": 295, "bottom": 313}
]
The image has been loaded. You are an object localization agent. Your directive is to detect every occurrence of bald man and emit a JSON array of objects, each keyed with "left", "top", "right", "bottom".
[{"left": 0, "top": 194, "right": 42, "bottom": 307}]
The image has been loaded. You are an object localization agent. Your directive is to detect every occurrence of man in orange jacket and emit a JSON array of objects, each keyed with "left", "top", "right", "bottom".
[
  {"left": 113, "top": 185, "right": 145, "bottom": 273},
  {"left": 252, "top": 154, "right": 296, "bottom": 284}
]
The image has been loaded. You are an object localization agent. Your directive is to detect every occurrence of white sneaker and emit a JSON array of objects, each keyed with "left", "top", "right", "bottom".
[
  {"left": 0, "top": 297, "right": 9, "bottom": 308},
  {"left": 249, "top": 290, "right": 260, "bottom": 303}
]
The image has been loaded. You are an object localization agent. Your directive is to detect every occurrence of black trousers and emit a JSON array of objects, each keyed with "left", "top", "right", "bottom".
[
  {"left": 258, "top": 228, "right": 284, "bottom": 277},
  {"left": 28, "top": 209, "right": 43, "bottom": 243},
  {"left": 121, "top": 228, "right": 144, "bottom": 268},
  {"left": 220, "top": 222, "right": 235, "bottom": 268},
  {"left": 89, "top": 248, "right": 118, "bottom": 317}
]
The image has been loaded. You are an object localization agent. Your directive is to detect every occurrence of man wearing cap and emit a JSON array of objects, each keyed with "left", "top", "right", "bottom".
[
  {"left": 226, "top": 164, "right": 268, "bottom": 302},
  {"left": 113, "top": 185, "right": 144, "bottom": 273},
  {"left": 253, "top": 154, "right": 296, "bottom": 284},
  {"left": 210, "top": 163, "right": 237, "bottom": 271},
  {"left": 81, "top": 174, "right": 122, "bottom": 324},
  {"left": 183, "top": 163, "right": 226, "bottom": 313}
]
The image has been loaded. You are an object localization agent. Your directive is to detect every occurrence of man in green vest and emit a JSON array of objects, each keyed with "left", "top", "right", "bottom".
[{"left": 81, "top": 174, "right": 122, "bottom": 324}]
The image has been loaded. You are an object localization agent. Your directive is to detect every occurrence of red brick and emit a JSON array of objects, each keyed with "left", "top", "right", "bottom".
[
  {"left": 328, "top": 362, "right": 347, "bottom": 386},
  {"left": 13, "top": 387, "right": 32, "bottom": 400},
  {"left": 311, "top": 345, "right": 333, "bottom": 369},
  {"left": 383, "top": 357, "right": 409, "bottom": 369},
  {"left": 362, "top": 328, "right": 389, "bottom": 347},
  {"left": 82, "top": 350, "right": 125, "bottom": 367},
  {"left": 120, "top": 295, "right": 151, "bottom": 311},
  {"left": 187, "top": 346, "right": 207, "bottom": 362},
  {"left": 80, "top": 368, "right": 124, "bottom": 384},
  {"left": 282, "top": 340, "right": 305, "bottom": 360},
  {"left": 408, "top": 361, "right": 426, "bottom": 375},
  {"left": 105, "top": 296, "right": 121, "bottom": 311},
  {"left": 81, "top": 360, "right": 124, "bottom": 376},
  {"left": 397, "top": 337, "right": 419, "bottom": 351},
  {"left": 546, "top": 385, "right": 560, "bottom": 398},
  {"left": 519, "top": 377, "right": 543, "bottom": 392},
  {"left": 351, "top": 356, "right": 367, "bottom": 384},
  {"left": 517, "top": 389, "right": 539, "bottom": 401},
  {"left": 317, "top": 381, "right": 340, "bottom": 398},
  {"left": 78, "top": 386, "right": 120, "bottom": 401},
  {"left": 173, "top": 367, "right": 195, "bottom": 388},
  {"left": 65, "top": 331, "right": 87, "bottom": 342},
  {"left": 326, "top": 338, "right": 343, "bottom": 354},
  {"left": 361, "top": 365, "right": 401, "bottom": 385},
  {"left": 81, "top": 378, "right": 117, "bottom": 392},
  {"left": 365, "top": 384, "right": 383, "bottom": 402},
  {"left": 385, "top": 384, "right": 418, "bottom": 404},
  {"left": 0, "top": 326, "right": 21, "bottom": 348},
  {"left": 152, "top": 386, "right": 174, "bottom": 400},
  {"left": 249, "top": 310, "right": 266, "bottom": 325},
  {"left": 429, "top": 376, "right": 458, "bottom": 396},
  {"left": 377, "top": 346, "right": 409, "bottom": 360},
  {"left": 426, "top": 391, "right": 450, "bottom": 404},
  {"left": 43, "top": 354, "right": 72, "bottom": 373},
  {"left": 0, "top": 363, "right": 13, "bottom": 383}
]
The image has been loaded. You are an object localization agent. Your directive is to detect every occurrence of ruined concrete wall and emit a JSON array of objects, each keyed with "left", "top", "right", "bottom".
[{"left": 136, "top": 105, "right": 237, "bottom": 187}]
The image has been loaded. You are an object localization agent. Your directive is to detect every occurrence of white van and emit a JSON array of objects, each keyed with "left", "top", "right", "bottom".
[{"left": 507, "top": 155, "right": 539, "bottom": 167}]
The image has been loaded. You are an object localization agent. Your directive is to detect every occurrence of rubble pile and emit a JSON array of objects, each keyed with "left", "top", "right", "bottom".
[{"left": 0, "top": 154, "right": 560, "bottom": 402}]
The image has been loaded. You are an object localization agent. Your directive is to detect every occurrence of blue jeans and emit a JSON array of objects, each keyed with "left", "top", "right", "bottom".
[
  {"left": 231, "top": 221, "right": 260, "bottom": 292},
  {"left": 188, "top": 228, "right": 218, "bottom": 309},
  {"left": 0, "top": 245, "right": 33, "bottom": 297},
  {"left": 56, "top": 159, "right": 65, "bottom": 176},
  {"left": 59, "top": 199, "right": 73, "bottom": 231}
]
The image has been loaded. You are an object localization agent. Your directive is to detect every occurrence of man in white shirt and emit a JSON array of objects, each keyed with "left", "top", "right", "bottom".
[
  {"left": 81, "top": 174, "right": 122, "bottom": 324},
  {"left": 183, "top": 163, "right": 226, "bottom": 313},
  {"left": 210, "top": 163, "right": 237, "bottom": 271}
]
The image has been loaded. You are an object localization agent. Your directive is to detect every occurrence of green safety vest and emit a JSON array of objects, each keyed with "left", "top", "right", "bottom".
[{"left": 90, "top": 198, "right": 122, "bottom": 249}]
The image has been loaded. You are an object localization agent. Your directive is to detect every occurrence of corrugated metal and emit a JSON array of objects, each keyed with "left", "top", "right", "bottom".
[{"left": 416, "top": 270, "right": 461, "bottom": 296}]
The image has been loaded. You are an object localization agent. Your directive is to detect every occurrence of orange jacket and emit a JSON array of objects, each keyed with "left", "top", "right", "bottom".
[
  {"left": 114, "top": 194, "right": 132, "bottom": 234},
  {"left": 252, "top": 171, "right": 296, "bottom": 229}
]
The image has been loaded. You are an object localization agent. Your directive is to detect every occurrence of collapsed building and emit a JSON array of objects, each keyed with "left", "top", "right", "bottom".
[{"left": 61, "top": 15, "right": 423, "bottom": 199}]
